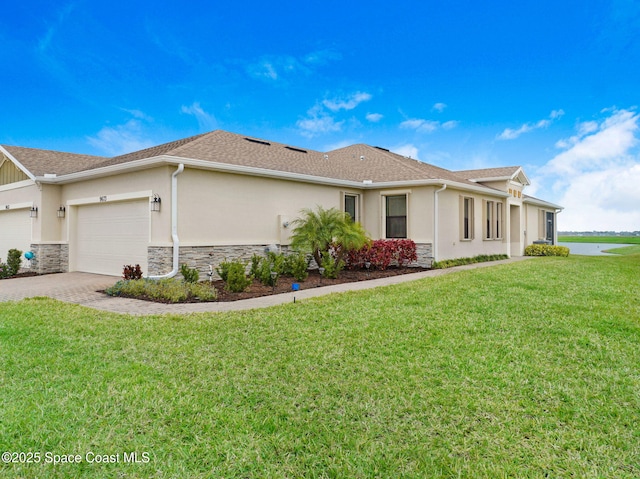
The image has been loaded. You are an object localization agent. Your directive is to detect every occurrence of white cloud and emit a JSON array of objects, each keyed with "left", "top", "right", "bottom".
[
  {"left": 246, "top": 49, "right": 341, "bottom": 83},
  {"left": 296, "top": 104, "right": 344, "bottom": 137},
  {"left": 392, "top": 144, "right": 420, "bottom": 160},
  {"left": 400, "top": 118, "right": 456, "bottom": 133},
  {"left": 432, "top": 102, "right": 447, "bottom": 112},
  {"left": 323, "top": 92, "right": 372, "bottom": 112},
  {"left": 181, "top": 102, "right": 217, "bottom": 131},
  {"left": 534, "top": 108, "right": 640, "bottom": 231},
  {"left": 366, "top": 112, "right": 383, "bottom": 122},
  {"left": 86, "top": 119, "right": 155, "bottom": 156},
  {"left": 546, "top": 109, "right": 638, "bottom": 176},
  {"left": 297, "top": 92, "right": 371, "bottom": 137},
  {"left": 497, "top": 110, "right": 564, "bottom": 140}
]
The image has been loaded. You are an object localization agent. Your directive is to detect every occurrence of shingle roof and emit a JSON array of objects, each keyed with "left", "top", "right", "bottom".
[
  {"left": 1, "top": 130, "right": 504, "bottom": 189},
  {"left": 455, "top": 166, "right": 522, "bottom": 180},
  {"left": 1, "top": 145, "right": 107, "bottom": 177}
]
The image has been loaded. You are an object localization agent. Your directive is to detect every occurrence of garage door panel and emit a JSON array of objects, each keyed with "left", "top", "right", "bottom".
[
  {"left": 75, "top": 201, "right": 149, "bottom": 276},
  {"left": 0, "top": 209, "right": 31, "bottom": 263}
]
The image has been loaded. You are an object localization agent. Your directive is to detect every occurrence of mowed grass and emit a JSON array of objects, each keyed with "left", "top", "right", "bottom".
[
  {"left": 605, "top": 244, "right": 640, "bottom": 255},
  {"left": 1, "top": 255, "right": 639, "bottom": 478},
  {"left": 559, "top": 235, "right": 640, "bottom": 244}
]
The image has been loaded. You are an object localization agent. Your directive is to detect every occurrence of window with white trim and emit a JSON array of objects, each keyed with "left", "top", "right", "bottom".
[
  {"left": 483, "top": 200, "right": 504, "bottom": 240},
  {"left": 385, "top": 194, "right": 407, "bottom": 238},
  {"left": 460, "top": 196, "right": 474, "bottom": 240},
  {"left": 344, "top": 193, "right": 359, "bottom": 222}
]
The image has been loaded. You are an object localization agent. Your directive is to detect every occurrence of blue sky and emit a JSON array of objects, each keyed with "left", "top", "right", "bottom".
[{"left": 1, "top": 1, "right": 640, "bottom": 231}]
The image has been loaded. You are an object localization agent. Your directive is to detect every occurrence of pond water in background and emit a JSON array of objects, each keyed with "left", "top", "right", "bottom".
[{"left": 558, "top": 242, "right": 636, "bottom": 256}]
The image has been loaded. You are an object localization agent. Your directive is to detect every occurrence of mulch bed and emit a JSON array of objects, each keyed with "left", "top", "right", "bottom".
[{"left": 214, "top": 266, "right": 429, "bottom": 302}]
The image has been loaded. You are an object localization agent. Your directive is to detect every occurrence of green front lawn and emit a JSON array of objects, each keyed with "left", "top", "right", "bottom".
[
  {"left": 604, "top": 244, "right": 640, "bottom": 255},
  {"left": 559, "top": 235, "right": 640, "bottom": 244},
  {"left": 1, "top": 255, "right": 639, "bottom": 478}
]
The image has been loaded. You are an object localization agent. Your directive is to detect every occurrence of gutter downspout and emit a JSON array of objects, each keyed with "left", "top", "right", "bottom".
[
  {"left": 554, "top": 208, "right": 562, "bottom": 245},
  {"left": 433, "top": 184, "right": 447, "bottom": 264},
  {"left": 148, "top": 163, "right": 184, "bottom": 279}
]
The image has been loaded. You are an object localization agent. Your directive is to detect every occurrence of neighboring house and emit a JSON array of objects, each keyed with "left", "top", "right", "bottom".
[{"left": 0, "top": 130, "right": 562, "bottom": 276}]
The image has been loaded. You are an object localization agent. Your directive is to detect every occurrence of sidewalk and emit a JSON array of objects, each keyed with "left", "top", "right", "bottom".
[{"left": 0, "top": 257, "right": 533, "bottom": 316}]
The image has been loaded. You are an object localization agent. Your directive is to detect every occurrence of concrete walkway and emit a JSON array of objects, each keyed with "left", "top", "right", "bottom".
[{"left": 0, "top": 257, "right": 533, "bottom": 316}]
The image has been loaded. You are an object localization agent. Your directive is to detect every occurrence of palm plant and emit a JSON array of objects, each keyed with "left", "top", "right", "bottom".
[{"left": 290, "top": 206, "right": 370, "bottom": 272}]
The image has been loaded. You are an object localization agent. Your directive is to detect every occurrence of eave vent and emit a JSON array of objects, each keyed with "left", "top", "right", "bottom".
[{"left": 244, "top": 137, "right": 271, "bottom": 146}]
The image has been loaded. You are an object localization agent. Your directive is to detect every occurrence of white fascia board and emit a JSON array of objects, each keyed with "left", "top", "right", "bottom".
[
  {"left": 34, "top": 154, "right": 510, "bottom": 197},
  {"left": 515, "top": 167, "right": 531, "bottom": 186},
  {"left": 466, "top": 176, "right": 510, "bottom": 183},
  {"left": 0, "top": 145, "right": 36, "bottom": 181},
  {"left": 370, "top": 179, "right": 510, "bottom": 197},
  {"left": 523, "top": 196, "right": 563, "bottom": 210},
  {"left": 0, "top": 179, "right": 36, "bottom": 192},
  {"left": 0, "top": 201, "right": 33, "bottom": 211},
  {"left": 467, "top": 168, "right": 531, "bottom": 186}
]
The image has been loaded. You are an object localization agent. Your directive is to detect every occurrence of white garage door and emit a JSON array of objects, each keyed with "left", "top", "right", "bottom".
[
  {"left": 0, "top": 209, "right": 32, "bottom": 264},
  {"left": 75, "top": 200, "right": 149, "bottom": 276}
]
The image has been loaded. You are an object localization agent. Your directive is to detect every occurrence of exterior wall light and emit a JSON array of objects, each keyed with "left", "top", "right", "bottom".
[
  {"left": 150, "top": 194, "right": 161, "bottom": 212},
  {"left": 57, "top": 206, "right": 66, "bottom": 218},
  {"left": 30, "top": 206, "right": 38, "bottom": 218}
]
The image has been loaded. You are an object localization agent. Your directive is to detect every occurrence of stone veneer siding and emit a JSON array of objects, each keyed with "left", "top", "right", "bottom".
[
  {"left": 148, "top": 244, "right": 282, "bottom": 280},
  {"left": 414, "top": 243, "right": 433, "bottom": 268},
  {"left": 148, "top": 242, "right": 434, "bottom": 279},
  {"left": 28, "top": 243, "right": 69, "bottom": 274}
]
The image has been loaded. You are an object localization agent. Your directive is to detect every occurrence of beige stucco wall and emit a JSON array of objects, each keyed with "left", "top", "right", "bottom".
[
  {"left": 361, "top": 186, "right": 435, "bottom": 242},
  {"left": 437, "top": 187, "right": 508, "bottom": 260},
  {"left": 59, "top": 166, "right": 172, "bottom": 244},
  {"left": 0, "top": 181, "right": 40, "bottom": 208},
  {"left": 177, "top": 169, "right": 364, "bottom": 246}
]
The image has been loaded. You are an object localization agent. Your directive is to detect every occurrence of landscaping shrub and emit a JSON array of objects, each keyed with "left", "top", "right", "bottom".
[
  {"left": 256, "top": 252, "right": 285, "bottom": 286},
  {"left": 282, "top": 252, "right": 309, "bottom": 281},
  {"left": 346, "top": 239, "right": 418, "bottom": 270},
  {"left": 525, "top": 244, "right": 570, "bottom": 257},
  {"left": 432, "top": 254, "right": 509, "bottom": 269},
  {"left": 106, "top": 278, "right": 217, "bottom": 302},
  {"left": 6, "top": 249, "right": 22, "bottom": 277},
  {"left": 122, "top": 264, "right": 143, "bottom": 280},
  {"left": 0, "top": 263, "right": 8, "bottom": 279},
  {"left": 249, "top": 253, "right": 262, "bottom": 279},
  {"left": 180, "top": 264, "right": 200, "bottom": 283},
  {"left": 320, "top": 251, "right": 344, "bottom": 279},
  {"left": 217, "top": 259, "right": 252, "bottom": 293}
]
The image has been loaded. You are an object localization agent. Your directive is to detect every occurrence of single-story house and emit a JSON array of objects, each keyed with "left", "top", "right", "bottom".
[{"left": 0, "top": 130, "right": 562, "bottom": 277}]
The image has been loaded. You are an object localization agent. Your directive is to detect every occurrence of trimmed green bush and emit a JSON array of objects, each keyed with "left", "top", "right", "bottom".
[
  {"left": 106, "top": 278, "right": 217, "bottom": 302},
  {"left": 217, "top": 259, "right": 252, "bottom": 293},
  {"left": 320, "top": 251, "right": 344, "bottom": 279},
  {"left": 432, "top": 254, "right": 509, "bottom": 269},
  {"left": 6, "top": 249, "right": 22, "bottom": 277},
  {"left": 180, "top": 264, "right": 200, "bottom": 283},
  {"left": 0, "top": 263, "right": 9, "bottom": 279},
  {"left": 283, "top": 252, "right": 309, "bottom": 281},
  {"left": 524, "top": 244, "right": 570, "bottom": 257}
]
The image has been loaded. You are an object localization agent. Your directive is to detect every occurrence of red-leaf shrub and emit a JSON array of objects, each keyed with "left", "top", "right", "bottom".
[{"left": 346, "top": 239, "right": 417, "bottom": 270}]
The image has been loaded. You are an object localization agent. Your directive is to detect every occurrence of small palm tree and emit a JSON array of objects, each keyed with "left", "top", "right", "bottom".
[{"left": 290, "top": 206, "right": 370, "bottom": 270}]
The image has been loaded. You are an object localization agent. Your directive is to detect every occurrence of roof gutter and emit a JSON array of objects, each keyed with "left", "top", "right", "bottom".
[
  {"left": 33, "top": 156, "right": 510, "bottom": 197},
  {"left": 148, "top": 163, "right": 184, "bottom": 280},
  {"left": 433, "top": 184, "right": 447, "bottom": 263}
]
